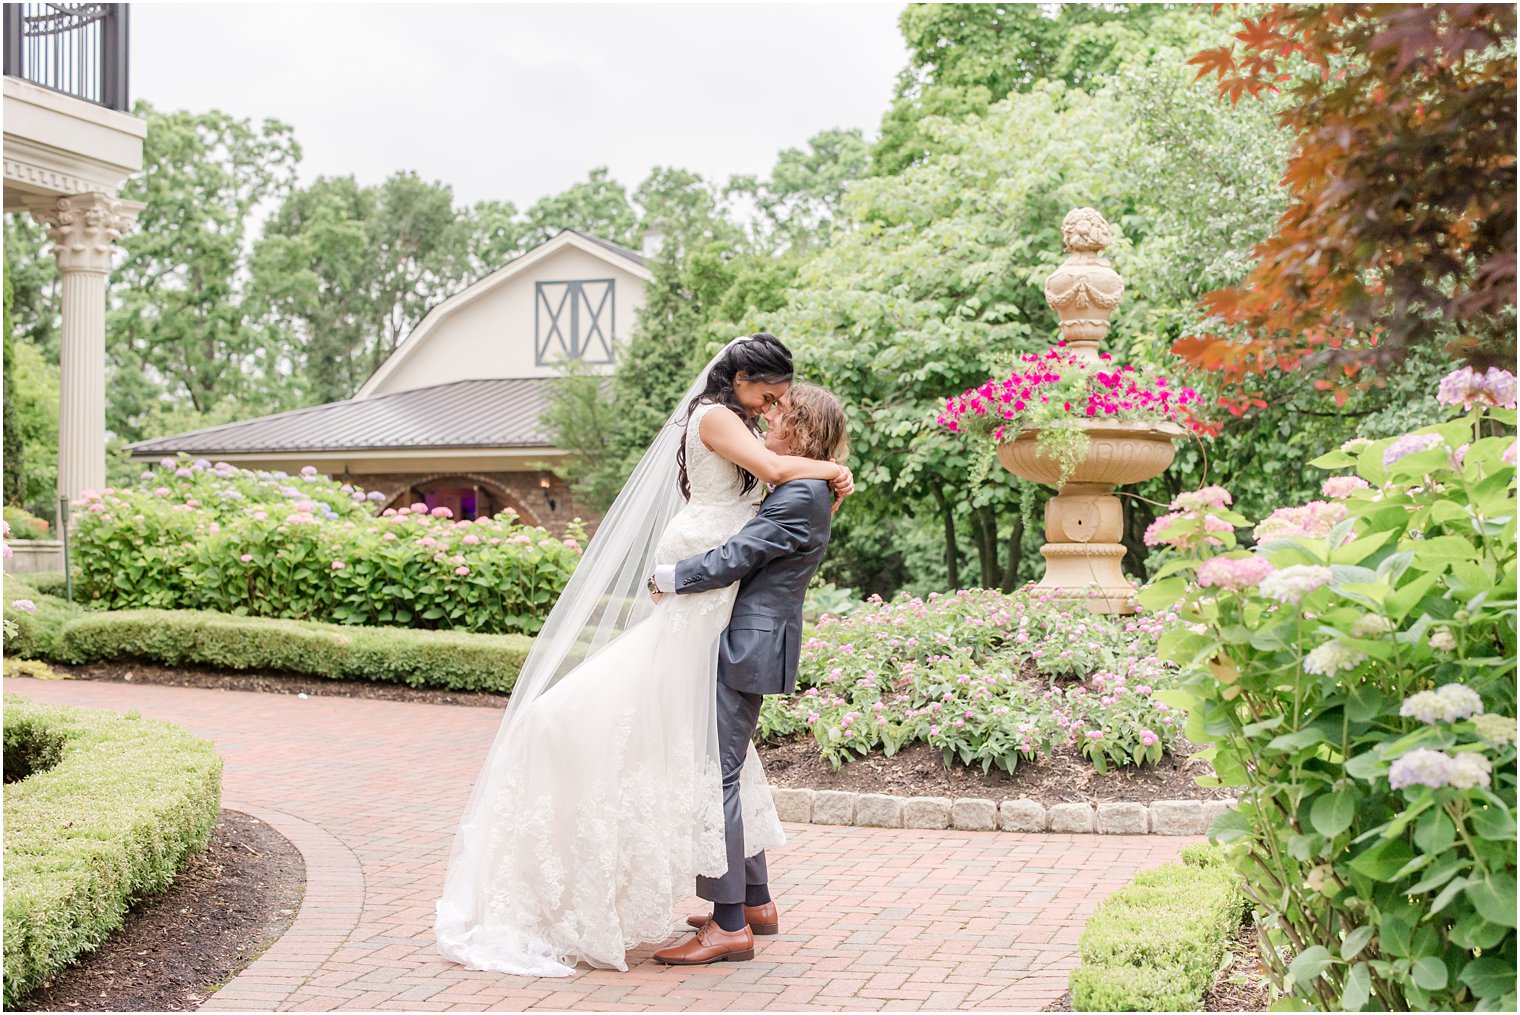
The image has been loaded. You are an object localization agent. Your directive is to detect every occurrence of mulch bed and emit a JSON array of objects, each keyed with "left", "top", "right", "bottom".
[
  {"left": 41, "top": 663, "right": 1230, "bottom": 804},
  {"left": 43, "top": 661, "right": 512, "bottom": 708},
  {"left": 1042, "top": 917, "right": 1274, "bottom": 1012},
  {"left": 15, "top": 809, "right": 305, "bottom": 1013},
  {"left": 1202, "top": 918, "right": 1277, "bottom": 1012},
  {"left": 756, "top": 736, "right": 1233, "bottom": 803}
]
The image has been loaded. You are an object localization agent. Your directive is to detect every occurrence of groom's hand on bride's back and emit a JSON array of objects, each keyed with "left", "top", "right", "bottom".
[{"left": 828, "top": 460, "right": 855, "bottom": 514}]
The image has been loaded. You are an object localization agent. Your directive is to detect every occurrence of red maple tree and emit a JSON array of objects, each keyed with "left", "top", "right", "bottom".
[{"left": 1178, "top": 3, "right": 1516, "bottom": 413}]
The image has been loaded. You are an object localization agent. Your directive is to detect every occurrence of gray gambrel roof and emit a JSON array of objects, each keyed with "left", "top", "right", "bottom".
[
  {"left": 123, "top": 378, "right": 556, "bottom": 456},
  {"left": 563, "top": 228, "right": 645, "bottom": 267}
]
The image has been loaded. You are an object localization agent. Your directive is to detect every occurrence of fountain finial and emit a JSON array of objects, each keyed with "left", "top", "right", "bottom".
[{"left": 1044, "top": 208, "right": 1124, "bottom": 362}]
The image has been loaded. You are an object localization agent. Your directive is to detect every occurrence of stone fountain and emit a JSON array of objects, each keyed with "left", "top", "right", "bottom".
[{"left": 997, "top": 208, "right": 1186, "bottom": 614}]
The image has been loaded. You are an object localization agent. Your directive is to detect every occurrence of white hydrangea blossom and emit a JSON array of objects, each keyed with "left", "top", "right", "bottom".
[
  {"left": 1350, "top": 614, "right": 1396, "bottom": 638},
  {"left": 1303, "top": 641, "right": 1367, "bottom": 675},
  {"left": 1400, "top": 683, "right": 1486, "bottom": 724},
  {"left": 1258, "top": 565, "right": 1335, "bottom": 605},
  {"left": 1448, "top": 753, "right": 1493, "bottom": 791},
  {"left": 1428, "top": 629, "right": 1457, "bottom": 652},
  {"left": 1388, "top": 748, "right": 1458, "bottom": 789},
  {"left": 1474, "top": 714, "right": 1517, "bottom": 746}
]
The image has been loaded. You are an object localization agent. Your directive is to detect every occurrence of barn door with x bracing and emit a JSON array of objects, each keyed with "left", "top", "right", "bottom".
[{"left": 535, "top": 279, "right": 615, "bottom": 366}]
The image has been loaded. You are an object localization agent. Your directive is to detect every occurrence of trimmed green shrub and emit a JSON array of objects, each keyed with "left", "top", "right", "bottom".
[
  {"left": 1070, "top": 847, "right": 1246, "bottom": 1011},
  {"left": 4, "top": 580, "right": 531, "bottom": 693},
  {"left": 2, "top": 580, "right": 75, "bottom": 659},
  {"left": 19, "top": 571, "right": 65, "bottom": 598},
  {"left": 3, "top": 695, "right": 222, "bottom": 1006}
]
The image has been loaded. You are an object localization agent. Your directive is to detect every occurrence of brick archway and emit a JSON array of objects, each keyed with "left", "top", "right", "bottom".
[{"left": 384, "top": 473, "right": 540, "bottom": 527}]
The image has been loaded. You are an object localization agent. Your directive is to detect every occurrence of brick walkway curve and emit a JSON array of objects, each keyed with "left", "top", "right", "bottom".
[{"left": 4, "top": 677, "right": 1196, "bottom": 1011}]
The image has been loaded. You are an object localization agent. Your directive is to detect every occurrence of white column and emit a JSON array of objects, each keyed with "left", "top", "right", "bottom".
[{"left": 25, "top": 192, "right": 143, "bottom": 520}]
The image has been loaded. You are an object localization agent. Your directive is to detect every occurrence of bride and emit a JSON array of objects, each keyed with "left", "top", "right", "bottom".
[{"left": 434, "top": 334, "right": 851, "bottom": 976}]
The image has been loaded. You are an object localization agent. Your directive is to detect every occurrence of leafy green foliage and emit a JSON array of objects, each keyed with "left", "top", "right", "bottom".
[
  {"left": 1149, "top": 396, "right": 1517, "bottom": 1010},
  {"left": 110, "top": 103, "right": 302, "bottom": 434},
  {"left": 873, "top": 4, "right": 1232, "bottom": 174},
  {"left": 2, "top": 578, "right": 531, "bottom": 694},
  {"left": 3, "top": 695, "right": 222, "bottom": 1007},
  {"left": 1070, "top": 846, "right": 1247, "bottom": 1011},
  {"left": 67, "top": 458, "right": 581, "bottom": 635}
]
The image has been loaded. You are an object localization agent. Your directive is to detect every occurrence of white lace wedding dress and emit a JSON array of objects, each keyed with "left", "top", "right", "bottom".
[{"left": 434, "top": 401, "right": 786, "bottom": 976}]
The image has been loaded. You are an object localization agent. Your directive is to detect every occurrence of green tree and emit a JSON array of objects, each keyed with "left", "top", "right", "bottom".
[
  {"left": 873, "top": 3, "right": 1226, "bottom": 175},
  {"left": 464, "top": 197, "right": 530, "bottom": 277},
  {"left": 3, "top": 326, "right": 60, "bottom": 518},
  {"left": 523, "top": 167, "right": 641, "bottom": 249},
  {"left": 109, "top": 102, "right": 302, "bottom": 436},
  {"left": 727, "top": 129, "right": 873, "bottom": 251},
  {"left": 3, "top": 270, "right": 22, "bottom": 505},
  {"left": 251, "top": 171, "right": 473, "bottom": 402},
  {"left": 2, "top": 213, "right": 59, "bottom": 361}
]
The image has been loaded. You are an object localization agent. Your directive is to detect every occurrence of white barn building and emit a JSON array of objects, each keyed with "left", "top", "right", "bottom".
[{"left": 125, "top": 229, "right": 653, "bottom": 530}]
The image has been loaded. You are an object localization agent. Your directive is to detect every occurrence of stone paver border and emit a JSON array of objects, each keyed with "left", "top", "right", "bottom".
[{"left": 771, "top": 787, "right": 1236, "bottom": 836}]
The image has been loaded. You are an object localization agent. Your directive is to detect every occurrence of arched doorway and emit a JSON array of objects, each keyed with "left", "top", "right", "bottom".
[{"left": 387, "top": 474, "right": 539, "bottom": 526}]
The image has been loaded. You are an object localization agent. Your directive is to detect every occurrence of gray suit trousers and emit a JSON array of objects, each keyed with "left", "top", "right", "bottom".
[{"left": 696, "top": 681, "right": 769, "bottom": 904}]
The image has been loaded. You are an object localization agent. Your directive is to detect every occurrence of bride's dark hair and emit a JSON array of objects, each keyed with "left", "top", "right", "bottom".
[{"left": 677, "top": 333, "right": 793, "bottom": 500}]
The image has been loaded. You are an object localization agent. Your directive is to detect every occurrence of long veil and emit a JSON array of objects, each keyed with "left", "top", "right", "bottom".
[{"left": 435, "top": 337, "right": 751, "bottom": 965}]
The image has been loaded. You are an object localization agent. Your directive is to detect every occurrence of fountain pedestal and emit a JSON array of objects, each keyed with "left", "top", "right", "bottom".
[{"left": 996, "top": 208, "right": 1184, "bottom": 615}]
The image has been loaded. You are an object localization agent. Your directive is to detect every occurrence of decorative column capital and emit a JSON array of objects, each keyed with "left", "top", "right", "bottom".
[
  {"left": 1044, "top": 207, "right": 1125, "bottom": 362},
  {"left": 25, "top": 192, "right": 144, "bottom": 274}
]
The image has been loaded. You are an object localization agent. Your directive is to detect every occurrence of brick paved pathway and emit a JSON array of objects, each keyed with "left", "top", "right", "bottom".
[{"left": 5, "top": 677, "right": 1196, "bottom": 1011}]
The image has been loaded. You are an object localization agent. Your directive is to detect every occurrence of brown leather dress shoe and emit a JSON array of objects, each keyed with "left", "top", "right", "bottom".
[
  {"left": 685, "top": 901, "right": 779, "bottom": 935},
  {"left": 653, "top": 921, "right": 755, "bottom": 965}
]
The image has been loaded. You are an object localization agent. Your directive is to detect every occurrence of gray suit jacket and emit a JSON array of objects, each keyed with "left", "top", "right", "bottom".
[{"left": 673, "top": 479, "right": 832, "bottom": 695}]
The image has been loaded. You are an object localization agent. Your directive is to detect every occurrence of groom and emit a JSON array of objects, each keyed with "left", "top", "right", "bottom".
[{"left": 646, "top": 383, "right": 852, "bottom": 966}]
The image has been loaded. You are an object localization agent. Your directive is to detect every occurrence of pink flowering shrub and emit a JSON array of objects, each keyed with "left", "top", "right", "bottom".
[
  {"left": 67, "top": 455, "right": 583, "bottom": 635},
  {"left": 1140, "top": 368, "right": 1516, "bottom": 1012},
  {"left": 758, "top": 587, "right": 1184, "bottom": 772},
  {"left": 936, "top": 345, "right": 1212, "bottom": 486}
]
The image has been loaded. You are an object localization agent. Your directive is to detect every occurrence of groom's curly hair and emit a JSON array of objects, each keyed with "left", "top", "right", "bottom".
[{"left": 776, "top": 383, "right": 850, "bottom": 464}]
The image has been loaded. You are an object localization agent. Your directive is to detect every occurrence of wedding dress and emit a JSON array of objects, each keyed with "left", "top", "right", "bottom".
[{"left": 434, "top": 399, "right": 786, "bottom": 976}]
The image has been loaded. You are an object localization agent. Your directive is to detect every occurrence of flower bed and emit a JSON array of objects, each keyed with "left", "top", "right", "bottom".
[
  {"left": 68, "top": 457, "right": 582, "bottom": 635},
  {"left": 3, "top": 694, "right": 223, "bottom": 1007},
  {"left": 760, "top": 586, "right": 1188, "bottom": 775},
  {"left": 1142, "top": 368, "right": 1517, "bottom": 1011}
]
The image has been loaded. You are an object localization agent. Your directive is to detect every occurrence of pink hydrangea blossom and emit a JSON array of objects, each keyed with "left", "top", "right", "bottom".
[
  {"left": 1321, "top": 475, "right": 1370, "bottom": 499},
  {"left": 239, "top": 554, "right": 253, "bottom": 563},
  {"left": 1383, "top": 432, "right": 1443, "bottom": 467},
  {"left": 1437, "top": 366, "right": 1517, "bottom": 411},
  {"left": 1172, "top": 485, "right": 1232, "bottom": 511},
  {"left": 331, "top": 560, "right": 346, "bottom": 570},
  {"left": 1254, "top": 501, "right": 1348, "bottom": 543},
  {"left": 1196, "top": 554, "right": 1276, "bottom": 591}
]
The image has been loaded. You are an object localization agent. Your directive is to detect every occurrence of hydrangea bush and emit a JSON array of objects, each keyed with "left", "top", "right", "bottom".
[
  {"left": 1141, "top": 370, "right": 1517, "bottom": 1010},
  {"left": 760, "top": 586, "right": 1187, "bottom": 773},
  {"left": 67, "top": 457, "right": 583, "bottom": 635}
]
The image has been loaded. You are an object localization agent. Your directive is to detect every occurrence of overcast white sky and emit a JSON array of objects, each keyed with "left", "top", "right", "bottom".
[{"left": 131, "top": 2, "right": 911, "bottom": 211}]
